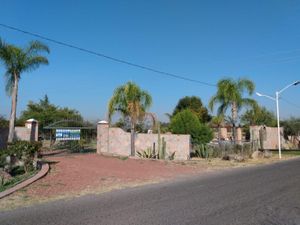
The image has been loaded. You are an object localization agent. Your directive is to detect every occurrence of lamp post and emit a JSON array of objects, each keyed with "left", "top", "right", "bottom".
[{"left": 256, "top": 80, "right": 300, "bottom": 159}]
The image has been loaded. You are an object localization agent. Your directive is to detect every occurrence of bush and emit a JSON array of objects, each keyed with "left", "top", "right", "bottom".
[
  {"left": 137, "top": 148, "right": 156, "bottom": 159},
  {"left": 7, "top": 141, "right": 41, "bottom": 158},
  {"left": 53, "top": 140, "right": 84, "bottom": 153},
  {"left": 6, "top": 141, "right": 42, "bottom": 173},
  {"left": 170, "top": 109, "right": 213, "bottom": 145}
]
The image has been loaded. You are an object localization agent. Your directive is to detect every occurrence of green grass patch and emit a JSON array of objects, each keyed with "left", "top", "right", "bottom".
[
  {"left": 271, "top": 150, "right": 300, "bottom": 156},
  {"left": 118, "top": 156, "right": 129, "bottom": 160},
  {"left": 0, "top": 170, "right": 37, "bottom": 193}
]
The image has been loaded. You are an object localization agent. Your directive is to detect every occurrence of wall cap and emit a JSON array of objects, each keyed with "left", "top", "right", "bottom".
[
  {"left": 26, "top": 118, "right": 37, "bottom": 122},
  {"left": 98, "top": 120, "right": 109, "bottom": 124}
]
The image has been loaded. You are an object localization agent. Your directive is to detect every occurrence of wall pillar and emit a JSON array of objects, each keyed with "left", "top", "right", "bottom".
[
  {"left": 25, "top": 119, "right": 39, "bottom": 141},
  {"left": 236, "top": 127, "right": 242, "bottom": 142},
  {"left": 97, "top": 120, "right": 109, "bottom": 154},
  {"left": 219, "top": 127, "right": 227, "bottom": 140}
]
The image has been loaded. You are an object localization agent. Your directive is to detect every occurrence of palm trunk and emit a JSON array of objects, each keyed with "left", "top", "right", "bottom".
[
  {"left": 8, "top": 74, "right": 19, "bottom": 143},
  {"left": 231, "top": 102, "right": 238, "bottom": 142},
  {"left": 130, "top": 121, "right": 135, "bottom": 156}
]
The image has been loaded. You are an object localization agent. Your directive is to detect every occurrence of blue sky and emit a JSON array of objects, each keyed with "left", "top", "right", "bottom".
[{"left": 0, "top": 0, "right": 300, "bottom": 122}]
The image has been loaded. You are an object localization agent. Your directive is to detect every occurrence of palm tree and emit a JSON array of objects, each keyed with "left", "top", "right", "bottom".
[
  {"left": 0, "top": 38, "right": 50, "bottom": 142},
  {"left": 108, "top": 81, "right": 152, "bottom": 156},
  {"left": 209, "top": 78, "right": 256, "bottom": 141}
]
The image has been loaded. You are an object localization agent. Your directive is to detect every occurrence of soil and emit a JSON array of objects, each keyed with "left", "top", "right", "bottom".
[{"left": 0, "top": 153, "right": 296, "bottom": 210}]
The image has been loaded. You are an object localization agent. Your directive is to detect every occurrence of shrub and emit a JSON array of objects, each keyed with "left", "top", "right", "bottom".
[
  {"left": 170, "top": 109, "right": 213, "bottom": 145},
  {"left": 7, "top": 141, "right": 41, "bottom": 158},
  {"left": 137, "top": 148, "right": 157, "bottom": 159},
  {"left": 6, "top": 141, "right": 42, "bottom": 173}
]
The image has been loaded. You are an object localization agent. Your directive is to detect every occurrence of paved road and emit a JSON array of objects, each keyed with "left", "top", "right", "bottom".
[{"left": 1, "top": 158, "right": 300, "bottom": 225}]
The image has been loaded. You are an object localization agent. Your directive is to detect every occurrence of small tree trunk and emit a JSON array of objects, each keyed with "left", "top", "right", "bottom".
[
  {"left": 8, "top": 74, "right": 19, "bottom": 143},
  {"left": 130, "top": 122, "right": 135, "bottom": 156},
  {"left": 231, "top": 102, "right": 238, "bottom": 143}
]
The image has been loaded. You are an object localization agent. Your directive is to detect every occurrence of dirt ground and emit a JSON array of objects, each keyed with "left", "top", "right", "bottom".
[{"left": 0, "top": 153, "right": 297, "bottom": 210}]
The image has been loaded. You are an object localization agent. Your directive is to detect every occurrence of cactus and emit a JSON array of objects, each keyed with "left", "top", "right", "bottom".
[
  {"left": 159, "top": 137, "right": 166, "bottom": 159},
  {"left": 195, "top": 144, "right": 209, "bottom": 159}
]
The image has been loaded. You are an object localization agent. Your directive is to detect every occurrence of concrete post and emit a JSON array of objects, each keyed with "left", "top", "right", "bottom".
[
  {"left": 220, "top": 127, "right": 227, "bottom": 140},
  {"left": 97, "top": 120, "right": 109, "bottom": 154},
  {"left": 25, "top": 119, "right": 39, "bottom": 141},
  {"left": 236, "top": 127, "right": 242, "bottom": 142}
]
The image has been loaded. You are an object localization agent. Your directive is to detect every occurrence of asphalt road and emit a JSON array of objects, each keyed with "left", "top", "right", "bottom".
[{"left": 1, "top": 158, "right": 300, "bottom": 225}]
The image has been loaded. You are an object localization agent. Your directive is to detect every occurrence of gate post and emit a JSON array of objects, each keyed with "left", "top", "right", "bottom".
[
  {"left": 25, "top": 119, "right": 39, "bottom": 141},
  {"left": 97, "top": 120, "right": 109, "bottom": 154}
]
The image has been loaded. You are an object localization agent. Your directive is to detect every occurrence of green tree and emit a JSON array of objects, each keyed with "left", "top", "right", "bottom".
[
  {"left": 18, "top": 95, "right": 83, "bottom": 131},
  {"left": 170, "top": 109, "right": 213, "bottom": 145},
  {"left": 209, "top": 78, "right": 256, "bottom": 141},
  {"left": 173, "top": 96, "right": 211, "bottom": 123},
  {"left": 108, "top": 81, "right": 152, "bottom": 156},
  {"left": 281, "top": 117, "right": 300, "bottom": 139},
  {"left": 241, "top": 105, "right": 276, "bottom": 127},
  {"left": 0, "top": 115, "right": 9, "bottom": 128},
  {"left": 0, "top": 38, "right": 49, "bottom": 142}
]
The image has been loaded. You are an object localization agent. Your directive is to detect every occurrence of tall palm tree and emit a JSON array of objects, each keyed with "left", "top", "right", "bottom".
[
  {"left": 108, "top": 81, "right": 152, "bottom": 156},
  {"left": 209, "top": 78, "right": 256, "bottom": 141},
  {"left": 0, "top": 38, "right": 49, "bottom": 142}
]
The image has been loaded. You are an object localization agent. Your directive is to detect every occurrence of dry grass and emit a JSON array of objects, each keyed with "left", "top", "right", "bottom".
[{"left": 0, "top": 179, "right": 160, "bottom": 211}]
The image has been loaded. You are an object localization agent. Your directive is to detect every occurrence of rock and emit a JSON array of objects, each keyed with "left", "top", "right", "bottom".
[
  {"left": 234, "top": 155, "right": 245, "bottom": 162},
  {"left": 222, "top": 154, "right": 244, "bottom": 162},
  {"left": 263, "top": 150, "right": 272, "bottom": 158},
  {"left": 222, "top": 155, "right": 235, "bottom": 161},
  {"left": 251, "top": 151, "right": 264, "bottom": 159}
]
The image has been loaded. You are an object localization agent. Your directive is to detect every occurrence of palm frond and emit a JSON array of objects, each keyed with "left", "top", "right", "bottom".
[
  {"left": 217, "top": 103, "right": 228, "bottom": 116},
  {"left": 241, "top": 98, "right": 257, "bottom": 109},
  {"left": 4, "top": 71, "right": 14, "bottom": 96},
  {"left": 237, "top": 78, "right": 255, "bottom": 95},
  {"left": 23, "top": 56, "right": 49, "bottom": 72},
  {"left": 25, "top": 41, "right": 50, "bottom": 55}
]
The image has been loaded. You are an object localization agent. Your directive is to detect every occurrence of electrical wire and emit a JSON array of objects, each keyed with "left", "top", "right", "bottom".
[{"left": 0, "top": 23, "right": 216, "bottom": 87}]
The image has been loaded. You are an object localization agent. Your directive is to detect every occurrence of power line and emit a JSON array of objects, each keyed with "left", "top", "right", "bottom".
[
  {"left": 0, "top": 23, "right": 216, "bottom": 87},
  {"left": 281, "top": 97, "right": 300, "bottom": 110}
]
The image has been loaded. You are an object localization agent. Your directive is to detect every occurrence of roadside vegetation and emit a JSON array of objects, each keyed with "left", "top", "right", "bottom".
[
  {"left": 0, "top": 38, "right": 50, "bottom": 143},
  {"left": 0, "top": 38, "right": 299, "bottom": 167},
  {"left": 0, "top": 141, "right": 42, "bottom": 192}
]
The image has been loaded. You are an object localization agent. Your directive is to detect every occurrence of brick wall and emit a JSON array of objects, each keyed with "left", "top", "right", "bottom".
[{"left": 97, "top": 121, "right": 191, "bottom": 160}]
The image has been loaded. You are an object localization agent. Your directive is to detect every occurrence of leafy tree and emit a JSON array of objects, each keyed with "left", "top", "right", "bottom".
[
  {"left": 170, "top": 109, "right": 213, "bottom": 145},
  {"left": 173, "top": 96, "right": 211, "bottom": 123},
  {"left": 18, "top": 95, "right": 83, "bottom": 132},
  {"left": 0, "top": 38, "right": 49, "bottom": 142},
  {"left": 209, "top": 78, "right": 256, "bottom": 141},
  {"left": 0, "top": 116, "right": 8, "bottom": 128},
  {"left": 241, "top": 105, "right": 276, "bottom": 127},
  {"left": 108, "top": 81, "right": 152, "bottom": 156},
  {"left": 281, "top": 117, "right": 300, "bottom": 139}
]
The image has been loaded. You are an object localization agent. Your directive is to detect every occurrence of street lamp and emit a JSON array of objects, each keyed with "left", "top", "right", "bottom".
[{"left": 256, "top": 80, "right": 300, "bottom": 159}]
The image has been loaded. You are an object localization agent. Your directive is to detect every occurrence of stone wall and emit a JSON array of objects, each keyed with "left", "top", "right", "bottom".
[
  {"left": 0, "top": 119, "right": 39, "bottom": 149},
  {"left": 213, "top": 127, "right": 243, "bottom": 141},
  {"left": 250, "top": 125, "right": 283, "bottom": 150},
  {"left": 97, "top": 121, "right": 191, "bottom": 160}
]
